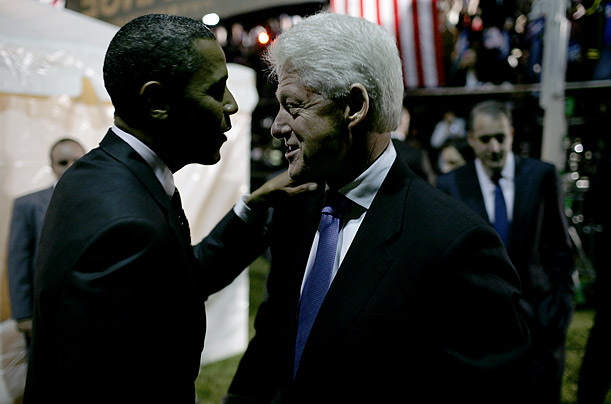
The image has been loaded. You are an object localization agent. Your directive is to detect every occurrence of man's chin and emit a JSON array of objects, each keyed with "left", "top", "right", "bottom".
[
  {"left": 191, "top": 152, "right": 221, "bottom": 166},
  {"left": 288, "top": 167, "right": 324, "bottom": 186}
]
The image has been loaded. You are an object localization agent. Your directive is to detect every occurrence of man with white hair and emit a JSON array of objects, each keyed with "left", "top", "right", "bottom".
[{"left": 224, "top": 12, "right": 533, "bottom": 404}]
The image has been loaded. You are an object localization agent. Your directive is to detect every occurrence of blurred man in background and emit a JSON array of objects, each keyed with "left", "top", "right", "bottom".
[
  {"left": 437, "top": 100, "right": 575, "bottom": 404},
  {"left": 7, "top": 138, "right": 85, "bottom": 350}
]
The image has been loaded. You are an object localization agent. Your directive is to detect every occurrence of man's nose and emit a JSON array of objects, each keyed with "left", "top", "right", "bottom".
[
  {"left": 489, "top": 138, "right": 502, "bottom": 153},
  {"left": 223, "top": 89, "right": 238, "bottom": 115},
  {"left": 271, "top": 109, "right": 290, "bottom": 139}
]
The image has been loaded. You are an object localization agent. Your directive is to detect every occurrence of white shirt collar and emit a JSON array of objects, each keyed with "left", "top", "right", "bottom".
[
  {"left": 111, "top": 126, "right": 175, "bottom": 198},
  {"left": 474, "top": 152, "right": 515, "bottom": 186},
  {"left": 338, "top": 140, "right": 397, "bottom": 210}
]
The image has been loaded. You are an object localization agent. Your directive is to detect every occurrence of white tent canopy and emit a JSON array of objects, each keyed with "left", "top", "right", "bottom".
[{"left": 0, "top": 0, "right": 116, "bottom": 100}]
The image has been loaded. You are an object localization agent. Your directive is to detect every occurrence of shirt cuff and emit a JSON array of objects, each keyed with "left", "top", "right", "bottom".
[{"left": 233, "top": 195, "right": 269, "bottom": 226}]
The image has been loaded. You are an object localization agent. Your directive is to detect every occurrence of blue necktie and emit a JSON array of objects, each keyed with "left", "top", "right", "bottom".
[
  {"left": 493, "top": 179, "right": 509, "bottom": 245},
  {"left": 294, "top": 191, "right": 346, "bottom": 378}
]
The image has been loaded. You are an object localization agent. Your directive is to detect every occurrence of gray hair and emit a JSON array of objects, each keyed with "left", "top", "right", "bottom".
[{"left": 265, "top": 12, "right": 404, "bottom": 132}]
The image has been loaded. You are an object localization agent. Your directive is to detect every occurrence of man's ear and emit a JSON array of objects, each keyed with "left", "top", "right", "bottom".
[
  {"left": 345, "top": 83, "right": 369, "bottom": 129},
  {"left": 140, "top": 81, "right": 169, "bottom": 120}
]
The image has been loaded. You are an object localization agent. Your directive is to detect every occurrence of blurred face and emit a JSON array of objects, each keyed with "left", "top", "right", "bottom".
[
  {"left": 166, "top": 39, "right": 238, "bottom": 168},
  {"left": 271, "top": 69, "right": 347, "bottom": 183},
  {"left": 439, "top": 145, "right": 466, "bottom": 174},
  {"left": 51, "top": 141, "right": 85, "bottom": 179},
  {"left": 468, "top": 112, "right": 513, "bottom": 176}
]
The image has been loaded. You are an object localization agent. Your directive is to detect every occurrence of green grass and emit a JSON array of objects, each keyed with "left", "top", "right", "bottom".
[{"left": 195, "top": 258, "right": 607, "bottom": 404}]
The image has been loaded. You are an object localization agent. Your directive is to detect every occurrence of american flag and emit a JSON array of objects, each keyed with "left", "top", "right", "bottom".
[{"left": 330, "top": 0, "right": 445, "bottom": 88}]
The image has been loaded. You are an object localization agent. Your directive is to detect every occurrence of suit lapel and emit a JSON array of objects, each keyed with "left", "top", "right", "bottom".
[
  {"left": 99, "top": 130, "right": 184, "bottom": 243},
  {"left": 306, "top": 159, "right": 410, "bottom": 344}
]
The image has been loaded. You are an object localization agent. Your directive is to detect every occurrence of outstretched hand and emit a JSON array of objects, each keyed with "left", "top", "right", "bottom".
[{"left": 245, "top": 171, "right": 318, "bottom": 211}]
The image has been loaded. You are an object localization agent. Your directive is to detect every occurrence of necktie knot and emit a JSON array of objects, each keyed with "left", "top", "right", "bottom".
[
  {"left": 321, "top": 190, "right": 347, "bottom": 218},
  {"left": 491, "top": 171, "right": 503, "bottom": 185}
]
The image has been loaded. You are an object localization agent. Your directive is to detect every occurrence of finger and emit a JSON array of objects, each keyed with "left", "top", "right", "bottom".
[{"left": 284, "top": 183, "right": 318, "bottom": 196}]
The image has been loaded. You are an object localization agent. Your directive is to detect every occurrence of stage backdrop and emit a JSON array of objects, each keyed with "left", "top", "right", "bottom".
[{"left": 0, "top": 1, "right": 255, "bottom": 402}]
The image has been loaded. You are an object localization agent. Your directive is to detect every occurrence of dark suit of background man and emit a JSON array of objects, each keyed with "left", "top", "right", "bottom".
[
  {"left": 578, "top": 149, "right": 611, "bottom": 404},
  {"left": 8, "top": 138, "right": 85, "bottom": 349},
  {"left": 23, "top": 14, "right": 313, "bottom": 404},
  {"left": 223, "top": 13, "right": 533, "bottom": 404},
  {"left": 437, "top": 100, "right": 575, "bottom": 404}
]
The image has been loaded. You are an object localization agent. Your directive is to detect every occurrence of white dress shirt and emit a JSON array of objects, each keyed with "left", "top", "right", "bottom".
[
  {"left": 301, "top": 141, "right": 397, "bottom": 292},
  {"left": 474, "top": 152, "right": 515, "bottom": 223},
  {"left": 112, "top": 126, "right": 176, "bottom": 198}
]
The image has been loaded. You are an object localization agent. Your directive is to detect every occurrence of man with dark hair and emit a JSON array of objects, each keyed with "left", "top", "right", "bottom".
[
  {"left": 438, "top": 100, "right": 575, "bottom": 404},
  {"left": 24, "top": 14, "right": 312, "bottom": 404},
  {"left": 8, "top": 138, "right": 85, "bottom": 350}
]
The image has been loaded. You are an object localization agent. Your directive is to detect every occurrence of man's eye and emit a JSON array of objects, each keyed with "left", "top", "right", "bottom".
[
  {"left": 209, "top": 82, "right": 226, "bottom": 100},
  {"left": 285, "top": 103, "right": 301, "bottom": 114},
  {"left": 58, "top": 160, "right": 69, "bottom": 166}
]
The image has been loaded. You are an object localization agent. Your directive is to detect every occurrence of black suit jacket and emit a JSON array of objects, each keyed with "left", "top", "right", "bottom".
[
  {"left": 8, "top": 186, "right": 53, "bottom": 321},
  {"left": 227, "top": 157, "right": 532, "bottom": 403},
  {"left": 24, "top": 131, "right": 268, "bottom": 404},
  {"left": 437, "top": 158, "right": 574, "bottom": 344}
]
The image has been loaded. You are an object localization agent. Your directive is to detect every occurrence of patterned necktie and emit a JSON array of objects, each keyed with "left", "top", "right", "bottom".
[
  {"left": 294, "top": 191, "right": 346, "bottom": 379},
  {"left": 493, "top": 176, "right": 509, "bottom": 246},
  {"left": 171, "top": 188, "right": 191, "bottom": 242}
]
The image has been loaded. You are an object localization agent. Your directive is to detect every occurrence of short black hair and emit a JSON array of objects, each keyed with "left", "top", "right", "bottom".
[
  {"left": 103, "top": 14, "right": 216, "bottom": 126},
  {"left": 469, "top": 100, "right": 513, "bottom": 131}
]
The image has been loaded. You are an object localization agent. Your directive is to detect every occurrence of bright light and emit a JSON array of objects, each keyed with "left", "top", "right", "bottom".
[
  {"left": 258, "top": 31, "right": 270, "bottom": 45},
  {"left": 508, "top": 55, "right": 518, "bottom": 68},
  {"left": 203, "top": 13, "right": 220, "bottom": 26}
]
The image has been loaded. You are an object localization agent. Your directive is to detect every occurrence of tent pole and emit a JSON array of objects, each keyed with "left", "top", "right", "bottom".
[{"left": 537, "top": 0, "right": 571, "bottom": 170}]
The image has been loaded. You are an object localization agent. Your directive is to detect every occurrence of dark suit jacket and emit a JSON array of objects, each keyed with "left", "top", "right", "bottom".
[
  {"left": 437, "top": 158, "right": 574, "bottom": 345},
  {"left": 24, "top": 131, "right": 268, "bottom": 404},
  {"left": 226, "top": 157, "right": 532, "bottom": 403},
  {"left": 8, "top": 186, "right": 53, "bottom": 321}
]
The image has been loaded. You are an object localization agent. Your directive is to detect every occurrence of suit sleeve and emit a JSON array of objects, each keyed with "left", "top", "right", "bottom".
[
  {"left": 7, "top": 199, "right": 35, "bottom": 320},
  {"left": 542, "top": 166, "right": 574, "bottom": 289},
  {"left": 430, "top": 223, "right": 535, "bottom": 403},
  {"left": 193, "top": 209, "right": 270, "bottom": 296},
  {"left": 224, "top": 208, "right": 296, "bottom": 404},
  {"left": 536, "top": 165, "right": 574, "bottom": 334}
]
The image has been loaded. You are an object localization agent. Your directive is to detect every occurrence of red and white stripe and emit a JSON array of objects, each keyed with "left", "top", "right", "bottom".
[{"left": 330, "top": 0, "right": 445, "bottom": 88}]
